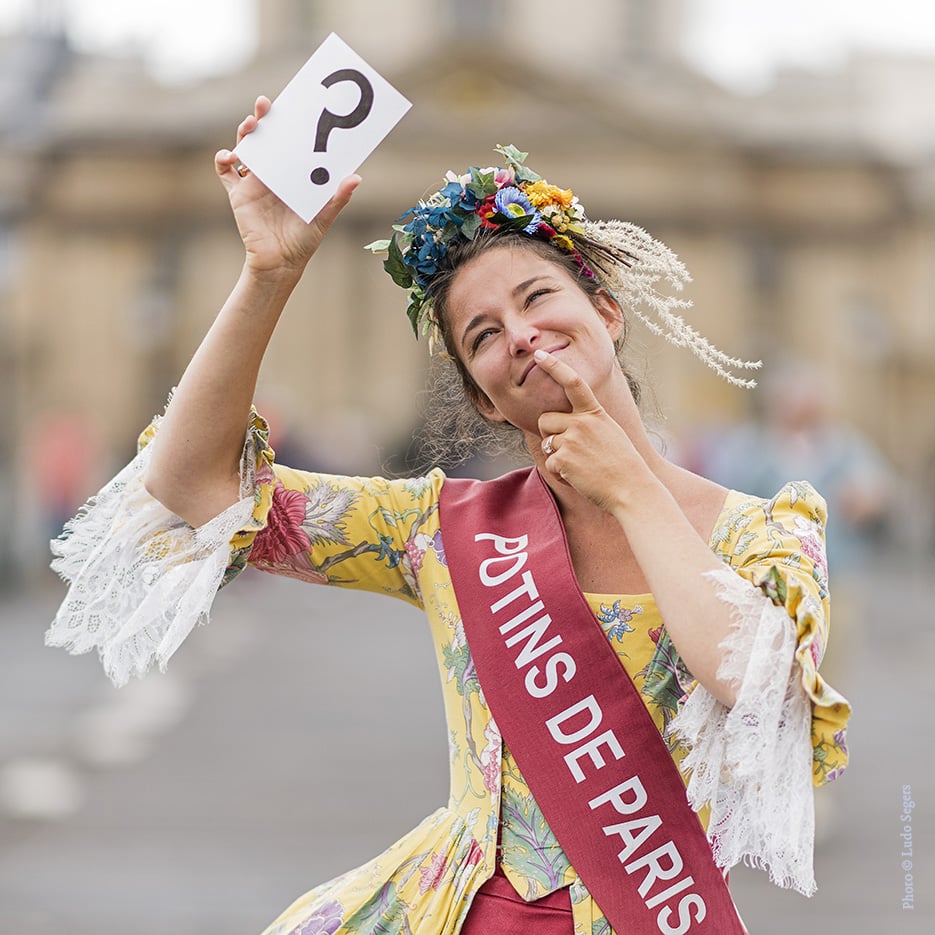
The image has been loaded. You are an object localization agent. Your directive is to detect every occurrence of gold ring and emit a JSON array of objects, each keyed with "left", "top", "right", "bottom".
[
  {"left": 236, "top": 164, "right": 249, "bottom": 178},
  {"left": 543, "top": 435, "right": 555, "bottom": 456}
]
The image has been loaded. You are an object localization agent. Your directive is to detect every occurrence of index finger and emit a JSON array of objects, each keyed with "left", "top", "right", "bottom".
[{"left": 532, "top": 349, "right": 600, "bottom": 412}]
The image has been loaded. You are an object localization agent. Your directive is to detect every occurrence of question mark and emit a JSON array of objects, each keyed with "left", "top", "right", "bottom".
[{"left": 310, "top": 68, "right": 375, "bottom": 185}]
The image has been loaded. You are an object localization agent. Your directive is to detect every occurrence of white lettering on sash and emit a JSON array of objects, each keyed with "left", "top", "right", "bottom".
[
  {"left": 626, "top": 840, "right": 685, "bottom": 898},
  {"left": 475, "top": 532, "right": 528, "bottom": 586},
  {"left": 505, "top": 614, "right": 563, "bottom": 668},
  {"left": 604, "top": 815, "right": 664, "bottom": 864},
  {"left": 490, "top": 570, "right": 539, "bottom": 613},
  {"left": 564, "top": 728, "right": 626, "bottom": 783},
  {"left": 473, "top": 530, "right": 709, "bottom": 933},
  {"left": 546, "top": 694, "right": 603, "bottom": 745},
  {"left": 498, "top": 600, "right": 546, "bottom": 635},
  {"left": 525, "top": 652, "right": 576, "bottom": 698},
  {"left": 657, "top": 895, "right": 707, "bottom": 935},
  {"left": 589, "top": 776, "right": 648, "bottom": 815},
  {"left": 645, "top": 875, "right": 696, "bottom": 910}
]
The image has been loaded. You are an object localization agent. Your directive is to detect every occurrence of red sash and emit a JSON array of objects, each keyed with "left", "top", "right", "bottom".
[{"left": 440, "top": 468, "right": 747, "bottom": 935}]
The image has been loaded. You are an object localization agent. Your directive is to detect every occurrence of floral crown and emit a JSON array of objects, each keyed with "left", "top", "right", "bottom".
[
  {"left": 366, "top": 145, "right": 586, "bottom": 335},
  {"left": 367, "top": 145, "right": 762, "bottom": 387}
]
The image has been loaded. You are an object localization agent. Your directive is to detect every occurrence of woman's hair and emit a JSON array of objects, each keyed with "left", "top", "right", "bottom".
[{"left": 414, "top": 229, "right": 646, "bottom": 469}]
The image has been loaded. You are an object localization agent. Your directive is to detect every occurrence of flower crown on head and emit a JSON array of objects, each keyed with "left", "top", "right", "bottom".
[
  {"left": 366, "top": 145, "right": 762, "bottom": 387},
  {"left": 366, "top": 145, "right": 589, "bottom": 336}
]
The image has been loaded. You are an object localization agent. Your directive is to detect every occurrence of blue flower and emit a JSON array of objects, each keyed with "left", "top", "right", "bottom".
[
  {"left": 412, "top": 239, "right": 445, "bottom": 277},
  {"left": 402, "top": 212, "right": 429, "bottom": 238},
  {"left": 494, "top": 186, "right": 540, "bottom": 232},
  {"left": 439, "top": 180, "right": 480, "bottom": 211}
]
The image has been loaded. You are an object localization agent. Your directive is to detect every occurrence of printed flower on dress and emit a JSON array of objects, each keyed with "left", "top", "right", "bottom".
[
  {"left": 812, "top": 723, "right": 849, "bottom": 783},
  {"left": 443, "top": 621, "right": 480, "bottom": 698},
  {"left": 418, "top": 852, "right": 449, "bottom": 894},
  {"left": 403, "top": 475, "right": 433, "bottom": 499},
  {"left": 792, "top": 514, "right": 829, "bottom": 587},
  {"left": 464, "top": 837, "right": 483, "bottom": 867},
  {"left": 640, "top": 625, "right": 695, "bottom": 735},
  {"left": 296, "top": 899, "right": 343, "bottom": 935},
  {"left": 302, "top": 481, "right": 357, "bottom": 546},
  {"left": 479, "top": 719, "right": 501, "bottom": 798},
  {"left": 432, "top": 529, "right": 447, "bottom": 566},
  {"left": 250, "top": 481, "right": 312, "bottom": 564},
  {"left": 597, "top": 600, "right": 643, "bottom": 641},
  {"left": 833, "top": 728, "right": 848, "bottom": 758}
]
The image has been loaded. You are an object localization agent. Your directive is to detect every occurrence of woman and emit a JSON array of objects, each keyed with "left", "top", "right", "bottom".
[{"left": 49, "top": 97, "right": 851, "bottom": 934}]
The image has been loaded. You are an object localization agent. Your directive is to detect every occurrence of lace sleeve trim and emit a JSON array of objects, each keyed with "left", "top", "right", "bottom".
[
  {"left": 45, "top": 429, "right": 258, "bottom": 687},
  {"left": 668, "top": 566, "right": 816, "bottom": 896}
]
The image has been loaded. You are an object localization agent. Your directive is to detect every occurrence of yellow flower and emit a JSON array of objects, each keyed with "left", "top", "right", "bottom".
[
  {"left": 524, "top": 180, "right": 575, "bottom": 209},
  {"left": 551, "top": 234, "right": 575, "bottom": 252}
]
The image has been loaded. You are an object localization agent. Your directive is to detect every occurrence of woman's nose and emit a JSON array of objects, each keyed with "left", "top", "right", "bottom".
[{"left": 506, "top": 319, "right": 540, "bottom": 356}]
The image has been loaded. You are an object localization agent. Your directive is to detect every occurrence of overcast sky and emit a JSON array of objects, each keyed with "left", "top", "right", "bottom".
[{"left": 2, "top": 0, "right": 935, "bottom": 89}]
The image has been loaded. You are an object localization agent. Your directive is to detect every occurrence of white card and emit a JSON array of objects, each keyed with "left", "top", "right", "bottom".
[{"left": 234, "top": 33, "right": 411, "bottom": 223}]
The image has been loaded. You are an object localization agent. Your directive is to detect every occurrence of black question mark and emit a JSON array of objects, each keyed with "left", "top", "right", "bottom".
[{"left": 310, "top": 69, "right": 374, "bottom": 185}]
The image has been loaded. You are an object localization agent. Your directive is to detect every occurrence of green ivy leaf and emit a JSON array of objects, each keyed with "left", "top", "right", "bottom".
[
  {"left": 407, "top": 293, "right": 425, "bottom": 336},
  {"left": 461, "top": 212, "right": 482, "bottom": 241},
  {"left": 495, "top": 143, "right": 542, "bottom": 183},
  {"left": 363, "top": 238, "right": 390, "bottom": 254},
  {"left": 383, "top": 234, "right": 413, "bottom": 289},
  {"left": 496, "top": 143, "right": 528, "bottom": 165},
  {"left": 467, "top": 167, "right": 497, "bottom": 199}
]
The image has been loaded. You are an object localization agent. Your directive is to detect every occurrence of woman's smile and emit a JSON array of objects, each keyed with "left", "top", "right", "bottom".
[{"left": 519, "top": 344, "right": 567, "bottom": 385}]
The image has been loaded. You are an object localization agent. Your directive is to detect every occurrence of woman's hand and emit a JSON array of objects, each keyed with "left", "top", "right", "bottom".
[
  {"left": 534, "top": 350, "right": 658, "bottom": 514},
  {"left": 215, "top": 95, "right": 361, "bottom": 278}
]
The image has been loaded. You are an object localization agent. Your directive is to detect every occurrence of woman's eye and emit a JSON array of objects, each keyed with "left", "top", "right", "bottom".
[
  {"left": 472, "top": 328, "right": 495, "bottom": 351},
  {"left": 526, "top": 288, "right": 551, "bottom": 305}
]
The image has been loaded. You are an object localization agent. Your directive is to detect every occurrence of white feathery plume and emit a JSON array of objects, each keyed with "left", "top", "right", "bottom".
[{"left": 584, "top": 220, "right": 762, "bottom": 388}]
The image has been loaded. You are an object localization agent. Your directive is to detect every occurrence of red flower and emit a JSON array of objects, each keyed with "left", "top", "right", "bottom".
[
  {"left": 251, "top": 482, "right": 312, "bottom": 564},
  {"left": 478, "top": 195, "right": 498, "bottom": 229}
]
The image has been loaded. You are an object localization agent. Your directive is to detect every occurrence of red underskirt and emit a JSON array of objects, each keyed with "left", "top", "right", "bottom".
[{"left": 461, "top": 867, "right": 574, "bottom": 935}]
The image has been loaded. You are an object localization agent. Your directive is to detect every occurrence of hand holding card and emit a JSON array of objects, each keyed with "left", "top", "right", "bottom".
[{"left": 234, "top": 33, "right": 411, "bottom": 223}]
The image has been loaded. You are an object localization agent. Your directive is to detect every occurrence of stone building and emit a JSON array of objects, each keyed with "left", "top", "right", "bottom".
[{"left": 2, "top": 0, "right": 934, "bottom": 576}]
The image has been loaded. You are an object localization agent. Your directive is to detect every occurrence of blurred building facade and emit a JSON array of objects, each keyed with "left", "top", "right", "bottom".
[{"left": 2, "top": 0, "right": 935, "bottom": 578}]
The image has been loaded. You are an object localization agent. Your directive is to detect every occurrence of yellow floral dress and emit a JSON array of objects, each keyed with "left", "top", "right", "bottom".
[
  {"left": 47, "top": 411, "right": 851, "bottom": 935},
  {"left": 218, "top": 415, "right": 850, "bottom": 935}
]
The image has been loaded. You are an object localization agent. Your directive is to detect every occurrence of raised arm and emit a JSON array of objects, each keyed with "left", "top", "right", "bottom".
[{"left": 144, "top": 96, "right": 360, "bottom": 527}]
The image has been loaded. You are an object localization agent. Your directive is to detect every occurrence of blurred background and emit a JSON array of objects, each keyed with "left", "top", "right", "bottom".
[{"left": 0, "top": 1, "right": 933, "bottom": 932}]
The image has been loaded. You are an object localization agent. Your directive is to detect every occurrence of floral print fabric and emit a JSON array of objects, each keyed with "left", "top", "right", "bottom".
[{"left": 221, "top": 412, "right": 849, "bottom": 935}]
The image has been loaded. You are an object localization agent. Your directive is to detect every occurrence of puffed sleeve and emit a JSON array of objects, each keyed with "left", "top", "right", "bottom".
[
  {"left": 668, "top": 482, "right": 851, "bottom": 896},
  {"left": 231, "top": 412, "right": 446, "bottom": 603},
  {"left": 47, "top": 404, "right": 444, "bottom": 688}
]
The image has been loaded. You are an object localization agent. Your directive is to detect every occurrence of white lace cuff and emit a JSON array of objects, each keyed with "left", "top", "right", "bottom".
[
  {"left": 46, "top": 430, "right": 257, "bottom": 687},
  {"left": 668, "top": 566, "right": 816, "bottom": 895}
]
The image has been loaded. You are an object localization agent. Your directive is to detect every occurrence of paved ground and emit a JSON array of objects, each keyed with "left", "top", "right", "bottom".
[{"left": 0, "top": 552, "right": 932, "bottom": 934}]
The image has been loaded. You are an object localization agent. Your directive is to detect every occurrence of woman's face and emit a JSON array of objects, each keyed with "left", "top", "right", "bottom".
[{"left": 444, "top": 244, "right": 624, "bottom": 434}]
